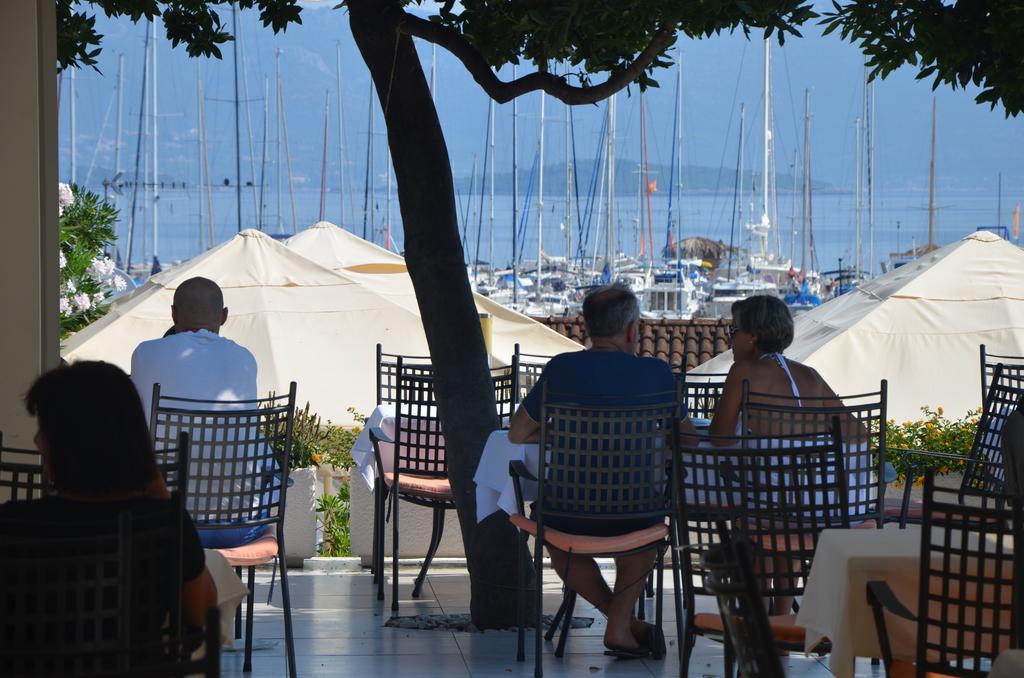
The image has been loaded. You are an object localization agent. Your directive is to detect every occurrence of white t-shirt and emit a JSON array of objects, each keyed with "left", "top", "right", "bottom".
[{"left": 131, "top": 329, "right": 258, "bottom": 418}]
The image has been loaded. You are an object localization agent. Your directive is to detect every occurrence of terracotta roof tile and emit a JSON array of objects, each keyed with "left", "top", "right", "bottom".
[{"left": 534, "top": 316, "right": 731, "bottom": 370}]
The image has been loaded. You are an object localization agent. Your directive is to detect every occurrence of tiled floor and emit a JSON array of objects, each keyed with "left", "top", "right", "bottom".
[{"left": 221, "top": 565, "right": 885, "bottom": 677}]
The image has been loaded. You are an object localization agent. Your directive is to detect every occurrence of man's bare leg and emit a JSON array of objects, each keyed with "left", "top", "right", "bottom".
[{"left": 547, "top": 547, "right": 655, "bottom": 651}]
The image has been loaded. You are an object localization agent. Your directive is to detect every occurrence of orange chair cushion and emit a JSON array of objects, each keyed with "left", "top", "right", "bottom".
[
  {"left": 508, "top": 514, "right": 668, "bottom": 555},
  {"left": 383, "top": 472, "right": 454, "bottom": 500},
  {"left": 693, "top": 612, "right": 808, "bottom": 645},
  {"left": 217, "top": 532, "right": 279, "bottom": 567},
  {"left": 889, "top": 659, "right": 956, "bottom": 678},
  {"left": 884, "top": 497, "right": 924, "bottom": 520}
]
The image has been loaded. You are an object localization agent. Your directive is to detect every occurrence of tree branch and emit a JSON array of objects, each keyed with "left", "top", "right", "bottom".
[{"left": 393, "top": 9, "right": 676, "bottom": 105}]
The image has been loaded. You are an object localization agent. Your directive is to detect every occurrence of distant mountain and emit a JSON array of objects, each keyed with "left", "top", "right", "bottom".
[{"left": 455, "top": 159, "right": 837, "bottom": 195}]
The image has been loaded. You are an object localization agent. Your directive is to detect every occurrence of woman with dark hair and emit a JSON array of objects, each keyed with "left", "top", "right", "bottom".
[
  {"left": 0, "top": 361, "right": 217, "bottom": 630},
  {"left": 710, "top": 294, "right": 842, "bottom": 437}
]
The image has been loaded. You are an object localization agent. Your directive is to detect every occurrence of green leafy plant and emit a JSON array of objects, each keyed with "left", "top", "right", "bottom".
[
  {"left": 317, "top": 482, "right": 350, "bottom": 557},
  {"left": 885, "top": 406, "right": 981, "bottom": 486},
  {"left": 59, "top": 183, "right": 123, "bottom": 339},
  {"left": 320, "top": 407, "right": 365, "bottom": 472},
  {"left": 268, "top": 402, "right": 365, "bottom": 471}
]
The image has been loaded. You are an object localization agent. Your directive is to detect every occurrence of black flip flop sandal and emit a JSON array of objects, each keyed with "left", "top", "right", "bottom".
[{"left": 603, "top": 646, "right": 651, "bottom": 660}]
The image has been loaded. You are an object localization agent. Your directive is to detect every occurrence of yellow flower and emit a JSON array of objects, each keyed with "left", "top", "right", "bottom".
[
  {"left": 311, "top": 453, "right": 322, "bottom": 464},
  {"left": 937, "top": 407, "right": 944, "bottom": 415},
  {"left": 925, "top": 422, "right": 935, "bottom": 430},
  {"left": 902, "top": 421, "right": 912, "bottom": 428}
]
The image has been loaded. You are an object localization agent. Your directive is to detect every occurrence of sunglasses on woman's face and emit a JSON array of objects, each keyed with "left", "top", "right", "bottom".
[{"left": 727, "top": 325, "right": 740, "bottom": 341}]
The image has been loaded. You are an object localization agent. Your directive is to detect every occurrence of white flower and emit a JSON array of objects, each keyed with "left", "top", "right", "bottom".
[
  {"left": 58, "top": 183, "right": 74, "bottom": 217},
  {"left": 59, "top": 251, "right": 67, "bottom": 269},
  {"left": 92, "top": 292, "right": 105, "bottom": 305},
  {"left": 88, "top": 256, "right": 116, "bottom": 279},
  {"left": 59, "top": 296, "right": 73, "bottom": 317},
  {"left": 112, "top": 276, "right": 127, "bottom": 292},
  {"left": 63, "top": 280, "right": 76, "bottom": 295},
  {"left": 73, "top": 293, "right": 91, "bottom": 312}
]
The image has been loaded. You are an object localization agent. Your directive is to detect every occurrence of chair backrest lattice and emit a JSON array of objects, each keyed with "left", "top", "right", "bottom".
[
  {"left": 701, "top": 525, "right": 787, "bottom": 678},
  {"left": 150, "top": 383, "right": 296, "bottom": 529},
  {"left": 0, "top": 495, "right": 188, "bottom": 676},
  {"left": 377, "top": 343, "right": 433, "bottom": 406},
  {"left": 961, "top": 364, "right": 1024, "bottom": 503},
  {"left": 675, "top": 427, "right": 848, "bottom": 600},
  {"left": 980, "top": 344, "right": 1024, "bottom": 406},
  {"left": 537, "top": 386, "right": 679, "bottom": 529},
  {"left": 680, "top": 371, "right": 729, "bottom": 421},
  {"left": 492, "top": 366, "right": 517, "bottom": 425},
  {"left": 393, "top": 370, "right": 447, "bottom": 478},
  {"left": 513, "top": 343, "right": 552, "bottom": 405},
  {"left": 915, "top": 472, "right": 1022, "bottom": 677},
  {"left": 741, "top": 382, "right": 887, "bottom": 526},
  {"left": 0, "top": 438, "right": 46, "bottom": 503}
]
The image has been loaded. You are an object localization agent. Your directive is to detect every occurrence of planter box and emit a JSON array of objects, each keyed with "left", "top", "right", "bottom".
[{"left": 284, "top": 466, "right": 321, "bottom": 567}]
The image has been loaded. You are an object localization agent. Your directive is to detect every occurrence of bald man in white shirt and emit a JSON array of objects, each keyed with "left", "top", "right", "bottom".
[{"left": 131, "top": 276, "right": 263, "bottom": 548}]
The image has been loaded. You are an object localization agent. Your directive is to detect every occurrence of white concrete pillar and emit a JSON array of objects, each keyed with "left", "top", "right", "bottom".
[{"left": 0, "top": 1, "right": 59, "bottom": 445}]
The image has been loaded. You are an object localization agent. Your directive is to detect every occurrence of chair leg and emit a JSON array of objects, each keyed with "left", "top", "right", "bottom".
[
  {"left": 391, "top": 487, "right": 400, "bottom": 614},
  {"left": 551, "top": 552, "right": 573, "bottom": 656},
  {"left": 234, "top": 566, "right": 243, "bottom": 640},
  {"left": 670, "top": 523, "right": 690, "bottom": 674},
  {"left": 544, "top": 589, "right": 570, "bottom": 642},
  {"left": 534, "top": 533, "right": 544, "bottom": 678},
  {"left": 371, "top": 478, "right": 381, "bottom": 584},
  {"left": 554, "top": 590, "right": 576, "bottom": 659},
  {"left": 277, "top": 535, "right": 297, "bottom": 678},
  {"left": 724, "top": 633, "right": 735, "bottom": 678},
  {"left": 413, "top": 506, "right": 445, "bottom": 599},
  {"left": 376, "top": 487, "right": 386, "bottom": 602},
  {"left": 636, "top": 582, "right": 646, "bottom": 621},
  {"left": 516, "top": 529, "right": 526, "bottom": 663},
  {"left": 652, "top": 547, "right": 665, "bottom": 660},
  {"left": 243, "top": 566, "right": 256, "bottom": 672}
]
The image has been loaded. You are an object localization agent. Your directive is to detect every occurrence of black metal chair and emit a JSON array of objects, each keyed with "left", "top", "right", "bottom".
[
  {"left": 700, "top": 522, "right": 787, "bottom": 678},
  {"left": 509, "top": 385, "right": 681, "bottom": 677},
  {"left": 888, "top": 364, "right": 1024, "bottom": 526},
  {"left": 0, "top": 493, "right": 219, "bottom": 677},
  {"left": 512, "top": 343, "right": 552, "bottom": 405},
  {"left": 0, "top": 437, "right": 46, "bottom": 502},
  {"left": 369, "top": 366, "right": 452, "bottom": 611},
  {"left": 0, "top": 432, "right": 189, "bottom": 502},
  {"left": 980, "top": 344, "right": 1024, "bottom": 405},
  {"left": 867, "top": 470, "right": 1023, "bottom": 678},
  {"left": 742, "top": 380, "right": 889, "bottom": 527},
  {"left": 150, "top": 383, "right": 298, "bottom": 678},
  {"left": 675, "top": 425, "right": 847, "bottom": 677},
  {"left": 678, "top": 370, "right": 729, "bottom": 421}
]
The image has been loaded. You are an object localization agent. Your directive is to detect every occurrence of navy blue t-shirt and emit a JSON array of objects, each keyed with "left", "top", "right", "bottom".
[{"left": 521, "top": 350, "right": 682, "bottom": 421}]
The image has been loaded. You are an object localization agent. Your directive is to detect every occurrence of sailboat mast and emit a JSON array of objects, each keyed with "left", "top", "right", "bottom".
[
  {"left": 232, "top": 5, "right": 242, "bottom": 232},
  {"left": 196, "top": 61, "right": 204, "bottom": 250},
  {"left": 536, "top": 91, "right": 545, "bottom": 303},
  {"left": 605, "top": 93, "right": 616, "bottom": 279},
  {"left": 319, "top": 91, "right": 329, "bottom": 222},
  {"left": 512, "top": 65, "right": 519, "bottom": 305},
  {"left": 488, "top": 99, "right": 495, "bottom": 281},
  {"left": 199, "top": 73, "right": 214, "bottom": 248},
  {"left": 258, "top": 76, "right": 268, "bottom": 230},
  {"left": 237, "top": 13, "right": 259, "bottom": 219},
  {"left": 336, "top": 43, "right": 346, "bottom": 227},
  {"left": 854, "top": 114, "right": 862, "bottom": 277},
  {"left": 70, "top": 67, "right": 76, "bottom": 183},
  {"left": 126, "top": 21, "right": 151, "bottom": 270},
  {"left": 801, "top": 88, "right": 810, "bottom": 273},
  {"left": 114, "top": 54, "right": 124, "bottom": 243},
  {"left": 675, "top": 51, "right": 683, "bottom": 316},
  {"left": 728, "top": 103, "right": 744, "bottom": 280},
  {"left": 386, "top": 150, "right": 392, "bottom": 249},
  {"left": 151, "top": 25, "right": 159, "bottom": 260},
  {"left": 275, "top": 49, "right": 283, "bottom": 233},
  {"left": 761, "top": 38, "right": 770, "bottom": 226},
  {"left": 928, "top": 97, "right": 936, "bottom": 249},
  {"left": 866, "top": 73, "right": 875, "bottom": 277},
  {"left": 564, "top": 101, "right": 572, "bottom": 263},
  {"left": 278, "top": 58, "right": 298, "bottom": 233}
]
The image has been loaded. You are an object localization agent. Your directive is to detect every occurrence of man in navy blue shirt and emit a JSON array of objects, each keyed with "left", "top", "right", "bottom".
[{"left": 509, "top": 284, "right": 694, "bottom": 658}]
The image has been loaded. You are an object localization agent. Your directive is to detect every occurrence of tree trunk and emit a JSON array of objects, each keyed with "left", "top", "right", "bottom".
[{"left": 348, "top": 0, "right": 534, "bottom": 628}]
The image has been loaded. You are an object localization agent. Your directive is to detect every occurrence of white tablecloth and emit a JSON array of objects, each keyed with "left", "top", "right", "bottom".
[
  {"left": 350, "top": 405, "right": 397, "bottom": 490},
  {"left": 204, "top": 549, "right": 249, "bottom": 645},
  {"left": 473, "top": 430, "right": 539, "bottom": 522}
]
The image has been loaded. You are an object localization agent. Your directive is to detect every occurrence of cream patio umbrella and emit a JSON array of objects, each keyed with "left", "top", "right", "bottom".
[{"left": 691, "top": 231, "right": 1024, "bottom": 422}]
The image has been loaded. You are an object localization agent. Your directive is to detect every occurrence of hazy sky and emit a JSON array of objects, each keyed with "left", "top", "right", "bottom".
[{"left": 61, "top": 1, "right": 1023, "bottom": 199}]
